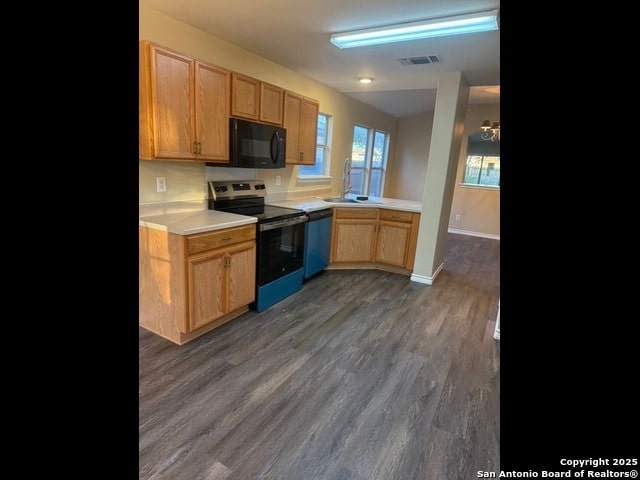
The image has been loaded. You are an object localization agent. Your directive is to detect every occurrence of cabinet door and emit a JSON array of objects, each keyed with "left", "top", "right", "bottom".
[
  {"left": 227, "top": 243, "right": 256, "bottom": 312},
  {"left": 187, "top": 250, "right": 226, "bottom": 332},
  {"left": 260, "top": 82, "right": 284, "bottom": 125},
  {"left": 195, "top": 62, "right": 230, "bottom": 161},
  {"left": 231, "top": 73, "right": 260, "bottom": 120},
  {"left": 148, "top": 45, "right": 197, "bottom": 160},
  {"left": 283, "top": 91, "right": 302, "bottom": 164},
  {"left": 332, "top": 220, "right": 377, "bottom": 262},
  {"left": 299, "top": 97, "right": 319, "bottom": 165},
  {"left": 375, "top": 221, "right": 411, "bottom": 267}
]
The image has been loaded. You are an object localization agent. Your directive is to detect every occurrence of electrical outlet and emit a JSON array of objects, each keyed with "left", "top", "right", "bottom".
[
  {"left": 455, "top": 214, "right": 461, "bottom": 221},
  {"left": 276, "top": 175, "right": 281, "bottom": 186},
  {"left": 156, "top": 176, "right": 167, "bottom": 193}
]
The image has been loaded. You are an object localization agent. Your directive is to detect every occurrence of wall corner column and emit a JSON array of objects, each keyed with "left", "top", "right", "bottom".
[{"left": 411, "top": 71, "right": 469, "bottom": 284}]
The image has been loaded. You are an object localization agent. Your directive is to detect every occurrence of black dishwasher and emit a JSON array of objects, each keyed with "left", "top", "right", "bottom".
[{"left": 303, "top": 208, "right": 333, "bottom": 279}]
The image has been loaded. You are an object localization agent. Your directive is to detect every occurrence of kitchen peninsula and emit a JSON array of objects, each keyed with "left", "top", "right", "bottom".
[{"left": 270, "top": 195, "right": 422, "bottom": 274}]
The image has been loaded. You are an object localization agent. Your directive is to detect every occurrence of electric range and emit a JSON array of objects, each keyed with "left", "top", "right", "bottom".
[{"left": 208, "top": 179, "right": 308, "bottom": 312}]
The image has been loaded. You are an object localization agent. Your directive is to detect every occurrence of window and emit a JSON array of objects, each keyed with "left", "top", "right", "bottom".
[
  {"left": 463, "top": 155, "right": 500, "bottom": 187},
  {"left": 298, "top": 113, "right": 330, "bottom": 177},
  {"left": 349, "top": 124, "right": 389, "bottom": 196},
  {"left": 462, "top": 132, "right": 500, "bottom": 188}
]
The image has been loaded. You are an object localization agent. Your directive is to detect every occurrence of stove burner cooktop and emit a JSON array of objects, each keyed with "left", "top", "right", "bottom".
[
  {"left": 255, "top": 205, "right": 306, "bottom": 222},
  {"left": 207, "top": 179, "right": 305, "bottom": 223}
]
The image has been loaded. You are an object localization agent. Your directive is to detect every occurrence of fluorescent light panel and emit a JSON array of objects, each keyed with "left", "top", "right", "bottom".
[{"left": 330, "top": 9, "right": 499, "bottom": 49}]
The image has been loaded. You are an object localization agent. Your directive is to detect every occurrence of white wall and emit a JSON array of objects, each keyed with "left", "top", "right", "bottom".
[
  {"left": 385, "top": 112, "right": 434, "bottom": 201},
  {"left": 448, "top": 104, "right": 500, "bottom": 238}
]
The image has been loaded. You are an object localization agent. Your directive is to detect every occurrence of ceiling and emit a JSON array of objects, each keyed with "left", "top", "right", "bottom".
[{"left": 140, "top": 0, "right": 500, "bottom": 119}]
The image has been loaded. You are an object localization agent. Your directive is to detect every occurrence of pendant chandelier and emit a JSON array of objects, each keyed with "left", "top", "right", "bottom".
[{"left": 480, "top": 120, "right": 500, "bottom": 141}]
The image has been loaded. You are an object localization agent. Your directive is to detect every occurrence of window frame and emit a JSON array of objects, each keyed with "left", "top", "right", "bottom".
[
  {"left": 460, "top": 153, "right": 500, "bottom": 189},
  {"left": 349, "top": 124, "right": 389, "bottom": 197}
]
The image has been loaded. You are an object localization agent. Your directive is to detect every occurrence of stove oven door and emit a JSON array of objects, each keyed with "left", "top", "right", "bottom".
[{"left": 257, "top": 215, "right": 307, "bottom": 286}]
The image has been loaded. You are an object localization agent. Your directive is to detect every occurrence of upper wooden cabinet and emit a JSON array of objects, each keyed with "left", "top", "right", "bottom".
[
  {"left": 260, "top": 82, "right": 284, "bottom": 125},
  {"left": 139, "top": 41, "right": 230, "bottom": 162},
  {"left": 231, "top": 73, "right": 284, "bottom": 125},
  {"left": 139, "top": 41, "right": 318, "bottom": 163},
  {"left": 283, "top": 92, "right": 319, "bottom": 165},
  {"left": 231, "top": 73, "right": 260, "bottom": 121}
]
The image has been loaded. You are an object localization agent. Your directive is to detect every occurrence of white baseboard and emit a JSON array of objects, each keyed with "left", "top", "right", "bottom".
[
  {"left": 448, "top": 228, "right": 500, "bottom": 240},
  {"left": 410, "top": 262, "right": 444, "bottom": 285}
]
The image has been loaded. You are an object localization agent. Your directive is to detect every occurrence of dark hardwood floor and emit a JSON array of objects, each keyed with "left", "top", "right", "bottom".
[{"left": 139, "top": 233, "right": 500, "bottom": 479}]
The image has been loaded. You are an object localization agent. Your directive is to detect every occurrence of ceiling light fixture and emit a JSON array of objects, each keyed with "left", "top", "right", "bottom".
[
  {"left": 330, "top": 9, "right": 499, "bottom": 49},
  {"left": 359, "top": 77, "right": 373, "bottom": 84},
  {"left": 481, "top": 120, "right": 500, "bottom": 141}
]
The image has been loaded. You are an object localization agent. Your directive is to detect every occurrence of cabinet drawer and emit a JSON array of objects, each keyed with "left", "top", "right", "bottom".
[
  {"left": 186, "top": 225, "right": 256, "bottom": 255},
  {"left": 335, "top": 208, "right": 378, "bottom": 220},
  {"left": 379, "top": 209, "right": 414, "bottom": 223}
]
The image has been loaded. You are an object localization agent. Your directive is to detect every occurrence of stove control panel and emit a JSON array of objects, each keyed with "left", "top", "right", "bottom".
[{"left": 208, "top": 179, "right": 266, "bottom": 201}]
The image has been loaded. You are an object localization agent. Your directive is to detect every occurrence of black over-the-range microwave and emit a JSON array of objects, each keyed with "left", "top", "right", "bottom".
[{"left": 226, "top": 117, "right": 286, "bottom": 169}]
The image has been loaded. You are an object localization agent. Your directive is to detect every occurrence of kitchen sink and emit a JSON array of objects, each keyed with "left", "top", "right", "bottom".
[
  {"left": 321, "top": 197, "right": 384, "bottom": 205},
  {"left": 321, "top": 197, "right": 359, "bottom": 203}
]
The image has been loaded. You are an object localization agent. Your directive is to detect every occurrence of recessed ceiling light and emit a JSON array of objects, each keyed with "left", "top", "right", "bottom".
[{"left": 359, "top": 78, "right": 373, "bottom": 84}]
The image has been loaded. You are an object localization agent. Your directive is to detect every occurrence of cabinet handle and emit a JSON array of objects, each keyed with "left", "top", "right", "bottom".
[
  {"left": 221, "top": 236, "right": 232, "bottom": 242},
  {"left": 299, "top": 152, "right": 303, "bottom": 162},
  {"left": 224, "top": 256, "right": 231, "bottom": 267}
]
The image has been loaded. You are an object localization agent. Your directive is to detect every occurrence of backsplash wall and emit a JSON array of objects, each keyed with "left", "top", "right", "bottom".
[
  {"left": 139, "top": 160, "right": 207, "bottom": 204},
  {"left": 138, "top": 160, "right": 336, "bottom": 205}
]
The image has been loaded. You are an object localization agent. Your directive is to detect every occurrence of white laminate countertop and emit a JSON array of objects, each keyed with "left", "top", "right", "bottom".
[
  {"left": 139, "top": 200, "right": 256, "bottom": 235},
  {"left": 269, "top": 194, "right": 423, "bottom": 213},
  {"left": 138, "top": 195, "right": 421, "bottom": 236}
]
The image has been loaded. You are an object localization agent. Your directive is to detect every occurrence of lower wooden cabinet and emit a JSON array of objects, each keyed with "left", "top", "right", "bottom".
[
  {"left": 187, "top": 241, "right": 255, "bottom": 331},
  {"left": 375, "top": 209, "right": 418, "bottom": 268},
  {"left": 330, "top": 207, "right": 420, "bottom": 274},
  {"left": 139, "top": 224, "right": 256, "bottom": 345},
  {"left": 331, "top": 208, "right": 378, "bottom": 262}
]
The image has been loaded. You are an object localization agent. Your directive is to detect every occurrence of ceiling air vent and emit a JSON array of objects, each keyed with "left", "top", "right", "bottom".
[{"left": 397, "top": 55, "right": 442, "bottom": 66}]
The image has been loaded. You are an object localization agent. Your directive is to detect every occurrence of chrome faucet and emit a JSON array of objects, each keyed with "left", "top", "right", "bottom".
[{"left": 341, "top": 157, "right": 351, "bottom": 198}]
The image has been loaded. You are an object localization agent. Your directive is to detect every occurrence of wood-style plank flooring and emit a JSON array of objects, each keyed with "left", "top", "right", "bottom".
[{"left": 139, "top": 233, "right": 500, "bottom": 479}]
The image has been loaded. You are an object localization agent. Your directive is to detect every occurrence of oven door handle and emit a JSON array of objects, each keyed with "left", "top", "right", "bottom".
[{"left": 259, "top": 215, "right": 308, "bottom": 231}]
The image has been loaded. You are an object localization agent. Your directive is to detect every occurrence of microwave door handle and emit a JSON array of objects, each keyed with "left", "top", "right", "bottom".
[{"left": 271, "top": 131, "right": 281, "bottom": 164}]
